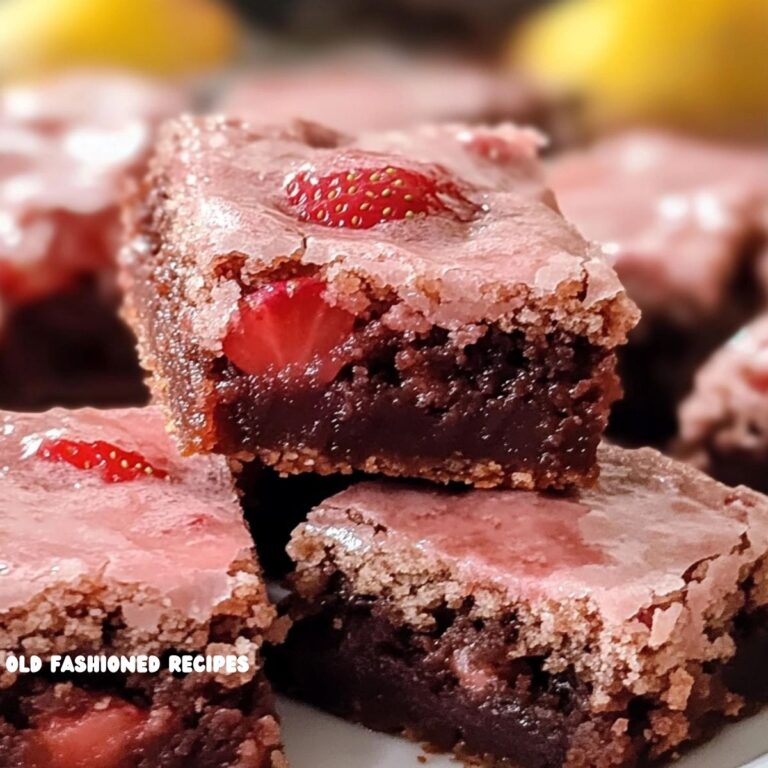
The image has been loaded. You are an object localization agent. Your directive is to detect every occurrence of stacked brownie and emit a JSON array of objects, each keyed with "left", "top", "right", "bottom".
[
  {"left": 122, "top": 117, "right": 637, "bottom": 490},
  {"left": 0, "top": 71, "right": 188, "bottom": 409},
  {"left": 120, "top": 114, "right": 768, "bottom": 768}
]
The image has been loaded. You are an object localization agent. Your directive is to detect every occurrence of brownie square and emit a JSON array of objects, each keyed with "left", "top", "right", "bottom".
[
  {"left": 0, "top": 72, "right": 187, "bottom": 408},
  {"left": 677, "top": 313, "right": 768, "bottom": 493},
  {"left": 549, "top": 130, "right": 768, "bottom": 445},
  {"left": 274, "top": 444, "right": 768, "bottom": 768},
  {"left": 123, "top": 116, "right": 637, "bottom": 490},
  {"left": 0, "top": 406, "right": 285, "bottom": 768}
]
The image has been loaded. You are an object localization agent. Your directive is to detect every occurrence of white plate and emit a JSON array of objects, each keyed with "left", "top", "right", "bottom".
[{"left": 278, "top": 697, "right": 768, "bottom": 768}]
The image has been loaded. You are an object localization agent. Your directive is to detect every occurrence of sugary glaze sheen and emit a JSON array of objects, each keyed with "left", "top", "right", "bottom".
[
  {"left": 549, "top": 130, "right": 768, "bottom": 323},
  {"left": 288, "top": 443, "right": 768, "bottom": 704},
  {"left": 0, "top": 406, "right": 267, "bottom": 625},
  {"left": 0, "top": 406, "right": 287, "bottom": 767},
  {"left": 294, "top": 443, "right": 768, "bottom": 628}
]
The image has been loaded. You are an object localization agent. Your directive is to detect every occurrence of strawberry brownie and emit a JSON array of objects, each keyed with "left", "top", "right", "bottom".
[
  {"left": 273, "top": 444, "right": 768, "bottom": 768},
  {"left": 0, "top": 71, "right": 187, "bottom": 408},
  {"left": 677, "top": 313, "right": 768, "bottom": 493},
  {"left": 0, "top": 406, "right": 285, "bottom": 767},
  {"left": 549, "top": 130, "right": 768, "bottom": 445},
  {"left": 122, "top": 116, "right": 638, "bottom": 490}
]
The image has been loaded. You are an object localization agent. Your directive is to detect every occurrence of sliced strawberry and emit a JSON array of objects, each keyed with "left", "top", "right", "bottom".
[
  {"left": 26, "top": 699, "right": 148, "bottom": 768},
  {"left": 36, "top": 439, "right": 168, "bottom": 483},
  {"left": 223, "top": 277, "right": 355, "bottom": 382},
  {"left": 284, "top": 163, "right": 478, "bottom": 229}
]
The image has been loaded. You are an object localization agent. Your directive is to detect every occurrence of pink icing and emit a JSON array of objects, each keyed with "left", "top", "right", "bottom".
[
  {"left": 548, "top": 130, "right": 768, "bottom": 322},
  {"left": 0, "top": 71, "right": 186, "bottom": 306},
  {"left": 136, "top": 116, "right": 630, "bottom": 353},
  {"left": 307, "top": 445, "right": 768, "bottom": 626},
  {"left": 0, "top": 406, "right": 255, "bottom": 623}
]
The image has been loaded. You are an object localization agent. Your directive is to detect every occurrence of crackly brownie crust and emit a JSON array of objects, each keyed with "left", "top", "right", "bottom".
[
  {"left": 122, "top": 117, "right": 637, "bottom": 488},
  {"left": 276, "top": 445, "right": 768, "bottom": 767}
]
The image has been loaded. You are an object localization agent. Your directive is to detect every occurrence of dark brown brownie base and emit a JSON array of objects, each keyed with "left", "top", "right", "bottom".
[
  {"left": 217, "top": 326, "right": 620, "bottom": 490},
  {"left": 0, "top": 666, "right": 283, "bottom": 768},
  {"left": 270, "top": 595, "right": 768, "bottom": 768},
  {"left": 0, "top": 278, "right": 147, "bottom": 410}
]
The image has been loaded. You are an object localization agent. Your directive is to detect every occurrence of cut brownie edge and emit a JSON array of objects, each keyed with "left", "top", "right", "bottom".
[{"left": 214, "top": 324, "right": 619, "bottom": 489}]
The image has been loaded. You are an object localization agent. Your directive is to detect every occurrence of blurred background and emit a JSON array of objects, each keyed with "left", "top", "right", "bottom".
[{"left": 1, "top": 0, "right": 766, "bottom": 138}]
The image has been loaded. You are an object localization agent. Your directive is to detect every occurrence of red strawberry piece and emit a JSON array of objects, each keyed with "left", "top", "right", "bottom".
[
  {"left": 284, "top": 163, "right": 478, "bottom": 229},
  {"left": 36, "top": 438, "right": 168, "bottom": 483},
  {"left": 26, "top": 699, "right": 148, "bottom": 768},
  {"left": 223, "top": 276, "right": 355, "bottom": 382}
]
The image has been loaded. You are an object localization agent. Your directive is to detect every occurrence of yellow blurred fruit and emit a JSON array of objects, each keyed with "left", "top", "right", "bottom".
[
  {"left": 514, "top": 0, "right": 768, "bottom": 137},
  {"left": 0, "top": 0, "right": 240, "bottom": 78}
]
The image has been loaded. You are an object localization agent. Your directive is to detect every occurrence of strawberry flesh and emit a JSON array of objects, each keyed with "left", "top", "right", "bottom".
[
  {"left": 223, "top": 277, "right": 355, "bottom": 382},
  {"left": 36, "top": 439, "right": 168, "bottom": 483},
  {"left": 26, "top": 699, "right": 148, "bottom": 768},
  {"left": 285, "top": 163, "right": 477, "bottom": 229}
]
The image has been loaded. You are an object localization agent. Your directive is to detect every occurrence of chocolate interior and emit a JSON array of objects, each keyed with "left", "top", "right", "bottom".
[{"left": 216, "top": 323, "right": 620, "bottom": 488}]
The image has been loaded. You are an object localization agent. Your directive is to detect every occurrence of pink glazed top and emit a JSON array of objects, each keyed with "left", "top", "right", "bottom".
[{"left": 305, "top": 444, "right": 768, "bottom": 628}]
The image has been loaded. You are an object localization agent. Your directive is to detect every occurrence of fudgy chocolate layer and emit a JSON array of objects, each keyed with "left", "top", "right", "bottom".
[
  {"left": 0, "top": 279, "right": 147, "bottom": 410},
  {"left": 0, "top": 666, "right": 281, "bottom": 768},
  {"left": 271, "top": 595, "right": 768, "bottom": 768},
  {"left": 217, "top": 325, "right": 620, "bottom": 489}
]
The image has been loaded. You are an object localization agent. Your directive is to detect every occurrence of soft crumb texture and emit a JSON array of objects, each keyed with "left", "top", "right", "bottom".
[
  {"left": 280, "top": 443, "right": 768, "bottom": 767},
  {"left": 677, "top": 313, "right": 768, "bottom": 492}
]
